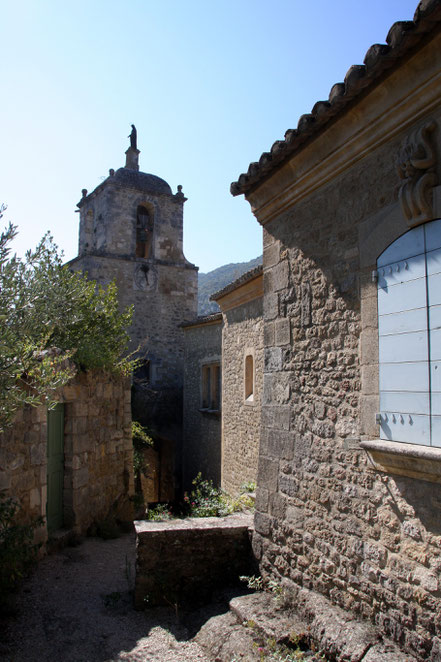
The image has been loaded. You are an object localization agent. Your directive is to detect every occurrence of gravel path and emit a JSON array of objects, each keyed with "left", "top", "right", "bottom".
[{"left": 2, "top": 533, "right": 214, "bottom": 662}]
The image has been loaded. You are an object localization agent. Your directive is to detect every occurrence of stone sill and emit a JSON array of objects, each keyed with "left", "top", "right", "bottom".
[{"left": 360, "top": 439, "right": 441, "bottom": 484}]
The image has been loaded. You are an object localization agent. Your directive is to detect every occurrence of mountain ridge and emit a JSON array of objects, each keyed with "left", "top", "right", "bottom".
[{"left": 198, "top": 255, "right": 262, "bottom": 316}]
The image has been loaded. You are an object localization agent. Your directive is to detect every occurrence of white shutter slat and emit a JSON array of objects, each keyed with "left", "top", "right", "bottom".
[
  {"left": 380, "top": 362, "right": 429, "bottom": 392},
  {"left": 379, "top": 413, "right": 430, "bottom": 445},
  {"left": 379, "top": 308, "right": 427, "bottom": 336},
  {"left": 380, "top": 391, "right": 429, "bottom": 415},
  {"left": 429, "top": 304, "right": 441, "bottom": 330},
  {"left": 379, "top": 331, "right": 428, "bottom": 364},
  {"left": 428, "top": 272, "right": 441, "bottom": 307},
  {"left": 378, "top": 225, "right": 425, "bottom": 267},
  {"left": 378, "top": 277, "right": 426, "bottom": 316},
  {"left": 430, "top": 416, "right": 441, "bottom": 447},
  {"left": 377, "top": 253, "right": 425, "bottom": 289}
]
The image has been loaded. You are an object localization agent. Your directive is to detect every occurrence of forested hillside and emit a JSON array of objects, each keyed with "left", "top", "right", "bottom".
[{"left": 198, "top": 255, "right": 262, "bottom": 315}]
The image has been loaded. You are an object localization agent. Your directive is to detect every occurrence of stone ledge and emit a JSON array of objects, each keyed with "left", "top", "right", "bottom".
[{"left": 360, "top": 439, "right": 441, "bottom": 484}]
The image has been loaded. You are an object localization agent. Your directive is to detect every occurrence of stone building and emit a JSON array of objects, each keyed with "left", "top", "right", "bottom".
[
  {"left": 212, "top": 265, "right": 263, "bottom": 496},
  {"left": 0, "top": 370, "right": 133, "bottom": 546},
  {"left": 182, "top": 266, "right": 263, "bottom": 494},
  {"left": 70, "top": 137, "right": 198, "bottom": 497},
  {"left": 231, "top": 1, "right": 441, "bottom": 659},
  {"left": 182, "top": 312, "right": 223, "bottom": 489}
]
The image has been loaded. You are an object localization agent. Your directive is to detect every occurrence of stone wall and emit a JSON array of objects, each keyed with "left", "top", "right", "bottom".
[
  {"left": 0, "top": 370, "right": 134, "bottom": 546},
  {"left": 221, "top": 295, "right": 263, "bottom": 496},
  {"left": 182, "top": 315, "right": 222, "bottom": 489},
  {"left": 242, "top": 28, "right": 441, "bottom": 662},
  {"left": 134, "top": 513, "right": 254, "bottom": 607}
]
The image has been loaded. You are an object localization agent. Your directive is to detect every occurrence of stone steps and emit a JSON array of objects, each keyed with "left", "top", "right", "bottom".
[{"left": 195, "top": 591, "right": 419, "bottom": 662}]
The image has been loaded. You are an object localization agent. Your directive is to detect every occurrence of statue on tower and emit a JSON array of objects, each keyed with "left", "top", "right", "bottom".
[{"left": 128, "top": 124, "right": 137, "bottom": 149}]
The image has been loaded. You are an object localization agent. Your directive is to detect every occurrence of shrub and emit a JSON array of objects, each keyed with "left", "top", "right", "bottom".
[
  {"left": 184, "top": 473, "right": 233, "bottom": 518},
  {"left": 0, "top": 493, "right": 42, "bottom": 613}
]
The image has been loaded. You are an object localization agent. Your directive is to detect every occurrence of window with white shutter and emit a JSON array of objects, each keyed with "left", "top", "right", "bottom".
[{"left": 377, "top": 218, "right": 441, "bottom": 446}]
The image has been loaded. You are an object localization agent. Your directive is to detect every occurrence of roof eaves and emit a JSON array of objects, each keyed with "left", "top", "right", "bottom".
[{"left": 211, "top": 264, "right": 263, "bottom": 301}]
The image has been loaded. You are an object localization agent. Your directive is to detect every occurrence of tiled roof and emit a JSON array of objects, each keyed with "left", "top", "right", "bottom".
[
  {"left": 231, "top": 0, "right": 441, "bottom": 197},
  {"left": 211, "top": 264, "right": 263, "bottom": 301},
  {"left": 181, "top": 312, "right": 223, "bottom": 328}
]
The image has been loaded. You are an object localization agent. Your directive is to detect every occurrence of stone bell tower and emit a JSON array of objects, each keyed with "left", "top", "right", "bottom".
[{"left": 70, "top": 128, "right": 198, "bottom": 496}]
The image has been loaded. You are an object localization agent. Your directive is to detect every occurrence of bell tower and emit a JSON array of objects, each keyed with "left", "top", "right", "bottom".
[{"left": 70, "top": 128, "right": 198, "bottom": 496}]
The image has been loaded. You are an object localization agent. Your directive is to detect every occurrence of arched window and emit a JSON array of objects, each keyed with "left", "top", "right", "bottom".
[
  {"left": 377, "top": 218, "right": 441, "bottom": 446},
  {"left": 136, "top": 206, "right": 153, "bottom": 258}
]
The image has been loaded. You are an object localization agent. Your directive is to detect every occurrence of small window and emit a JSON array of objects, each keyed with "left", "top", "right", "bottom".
[
  {"left": 136, "top": 206, "right": 153, "bottom": 258},
  {"left": 201, "top": 363, "right": 220, "bottom": 411},
  {"left": 245, "top": 354, "right": 254, "bottom": 401}
]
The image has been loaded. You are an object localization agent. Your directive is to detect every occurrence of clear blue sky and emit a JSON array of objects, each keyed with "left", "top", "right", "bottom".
[{"left": 1, "top": 0, "right": 418, "bottom": 273}]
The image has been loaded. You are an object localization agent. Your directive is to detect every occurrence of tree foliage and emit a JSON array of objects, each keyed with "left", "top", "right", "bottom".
[{"left": 0, "top": 208, "right": 133, "bottom": 432}]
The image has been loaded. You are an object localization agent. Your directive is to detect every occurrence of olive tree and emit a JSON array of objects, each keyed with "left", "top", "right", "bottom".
[{"left": 0, "top": 208, "right": 133, "bottom": 432}]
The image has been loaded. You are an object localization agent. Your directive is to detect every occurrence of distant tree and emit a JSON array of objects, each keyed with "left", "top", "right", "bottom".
[{"left": 0, "top": 206, "right": 133, "bottom": 432}]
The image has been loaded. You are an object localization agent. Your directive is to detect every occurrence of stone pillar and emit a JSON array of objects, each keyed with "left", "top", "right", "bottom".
[{"left": 125, "top": 146, "right": 140, "bottom": 171}]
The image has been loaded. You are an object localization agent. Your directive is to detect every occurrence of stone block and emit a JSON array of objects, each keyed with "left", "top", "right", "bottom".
[
  {"left": 264, "top": 293, "right": 279, "bottom": 320},
  {"left": 263, "top": 429, "right": 295, "bottom": 461},
  {"left": 271, "top": 260, "right": 289, "bottom": 292},
  {"left": 264, "top": 241, "right": 279, "bottom": 268},
  {"left": 264, "top": 321, "right": 275, "bottom": 346},
  {"left": 264, "top": 347, "right": 282, "bottom": 372},
  {"left": 30, "top": 443, "right": 45, "bottom": 466},
  {"left": 360, "top": 327, "right": 378, "bottom": 366},
  {"left": 263, "top": 373, "right": 290, "bottom": 405},
  {"left": 254, "top": 511, "right": 271, "bottom": 535},
  {"left": 262, "top": 405, "right": 290, "bottom": 431},
  {"left": 257, "top": 456, "right": 279, "bottom": 491},
  {"left": 275, "top": 318, "right": 290, "bottom": 346},
  {"left": 134, "top": 514, "right": 253, "bottom": 607}
]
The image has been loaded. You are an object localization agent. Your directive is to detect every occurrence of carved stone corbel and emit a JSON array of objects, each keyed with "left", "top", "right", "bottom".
[{"left": 396, "top": 120, "right": 438, "bottom": 227}]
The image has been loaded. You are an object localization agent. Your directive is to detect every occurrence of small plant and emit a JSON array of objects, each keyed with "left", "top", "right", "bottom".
[
  {"left": 184, "top": 472, "right": 232, "bottom": 518},
  {"left": 0, "top": 493, "right": 42, "bottom": 614},
  {"left": 240, "top": 480, "right": 256, "bottom": 493},
  {"left": 146, "top": 503, "right": 174, "bottom": 521},
  {"left": 240, "top": 574, "right": 264, "bottom": 591}
]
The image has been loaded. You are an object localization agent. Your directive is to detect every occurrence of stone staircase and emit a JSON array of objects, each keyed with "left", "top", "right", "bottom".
[{"left": 195, "top": 591, "right": 419, "bottom": 662}]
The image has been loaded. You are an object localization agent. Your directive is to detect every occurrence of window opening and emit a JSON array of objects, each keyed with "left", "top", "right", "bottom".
[
  {"left": 201, "top": 363, "right": 220, "bottom": 411},
  {"left": 136, "top": 207, "right": 153, "bottom": 258},
  {"left": 245, "top": 354, "right": 254, "bottom": 401}
]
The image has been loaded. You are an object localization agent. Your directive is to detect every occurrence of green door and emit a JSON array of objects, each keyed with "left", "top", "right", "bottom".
[{"left": 47, "top": 404, "right": 64, "bottom": 532}]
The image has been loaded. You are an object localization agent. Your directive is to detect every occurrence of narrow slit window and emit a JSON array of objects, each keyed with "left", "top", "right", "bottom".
[
  {"left": 201, "top": 363, "right": 221, "bottom": 411},
  {"left": 245, "top": 354, "right": 254, "bottom": 401}
]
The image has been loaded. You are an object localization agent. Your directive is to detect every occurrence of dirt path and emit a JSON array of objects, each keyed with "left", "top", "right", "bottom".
[{"left": 2, "top": 533, "right": 214, "bottom": 662}]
